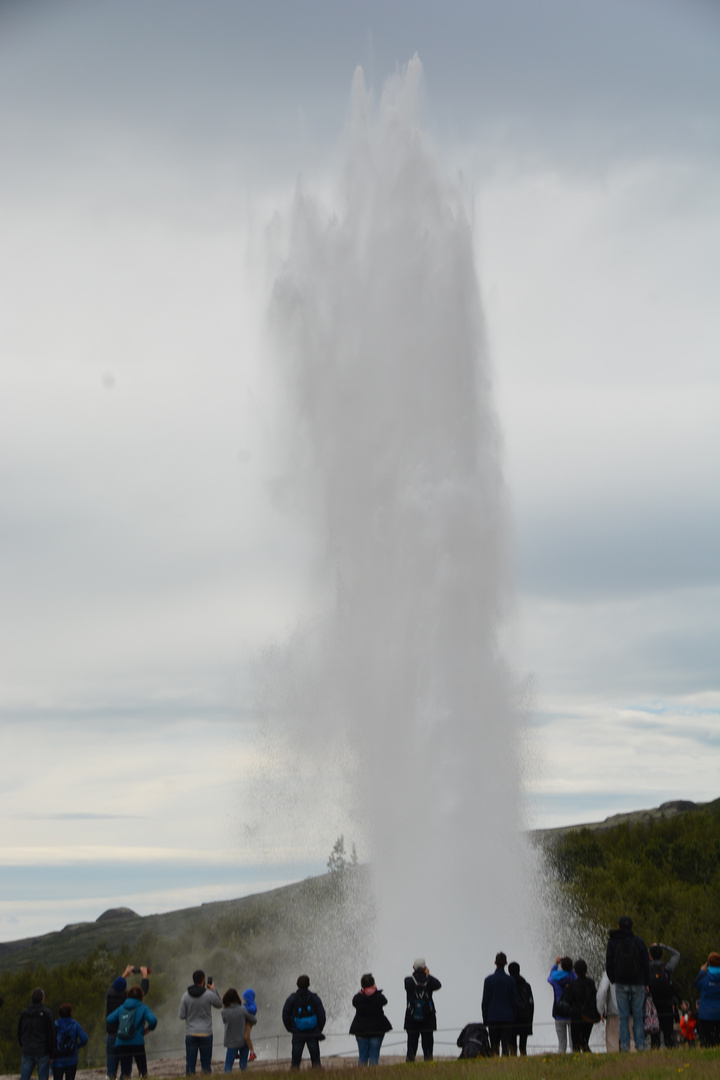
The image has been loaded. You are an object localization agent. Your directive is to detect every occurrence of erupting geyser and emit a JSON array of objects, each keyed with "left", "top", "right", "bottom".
[{"left": 265, "top": 57, "right": 541, "bottom": 1032}]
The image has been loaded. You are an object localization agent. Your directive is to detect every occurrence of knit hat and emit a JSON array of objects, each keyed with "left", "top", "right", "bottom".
[
  {"left": 413, "top": 958, "right": 426, "bottom": 970},
  {"left": 708, "top": 952, "right": 720, "bottom": 966},
  {"left": 113, "top": 977, "right": 127, "bottom": 992}
]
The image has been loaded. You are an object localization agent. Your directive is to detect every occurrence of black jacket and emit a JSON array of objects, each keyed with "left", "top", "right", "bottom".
[
  {"left": 562, "top": 975, "right": 600, "bottom": 1023},
  {"left": 18, "top": 1004, "right": 55, "bottom": 1057},
  {"left": 106, "top": 978, "right": 150, "bottom": 1034},
  {"left": 282, "top": 990, "right": 326, "bottom": 1039},
  {"left": 606, "top": 928, "right": 650, "bottom": 987},
  {"left": 404, "top": 972, "right": 441, "bottom": 1032},
  {"left": 510, "top": 973, "right": 534, "bottom": 1033},
  {"left": 349, "top": 990, "right": 393, "bottom": 1036}
]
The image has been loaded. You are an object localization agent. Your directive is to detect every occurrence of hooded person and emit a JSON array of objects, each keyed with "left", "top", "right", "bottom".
[
  {"left": 547, "top": 956, "right": 576, "bottom": 1053},
  {"left": 179, "top": 970, "right": 222, "bottom": 1075},
  {"left": 694, "top": 951, "right": 720, "bottom": 1048},
  {"left": 605, "top": 916, "right": 650, "bottom": 1053},
  {"left": 53, "top": 1004, "right": 89, "bottom": 1080},
  {"left": 596, "top": 971, "right": 620, "bottom": 1053}
]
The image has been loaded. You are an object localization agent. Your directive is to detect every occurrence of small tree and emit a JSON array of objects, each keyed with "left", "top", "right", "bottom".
[{"left": 327, "top": 835, "right": 347, "bottom": 874}]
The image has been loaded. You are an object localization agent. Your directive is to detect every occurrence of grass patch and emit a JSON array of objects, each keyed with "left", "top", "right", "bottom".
[{"left": 250, "top": 1048, "right": 720, "bottom": 1079}]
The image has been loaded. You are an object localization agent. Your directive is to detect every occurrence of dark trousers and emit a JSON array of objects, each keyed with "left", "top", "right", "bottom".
[
  {"left": 117, "top": 1045, "right": 147, "bottom": 1078},
  {"left": 406, "top": 1030, "right": 433, "bottom": 1061},
  {"left": 487, "top": 1024, "right": 512, "bottom": 1057},
  {"left": 696, "top": 1019, "right": 720, "bottom": 1048},
  {"left": 570, "top": 1020, "right": 593, "bottom": 1052},
  {"left": 508, "top": 1030, "right": 529, "bottom": 1055},
  {"left": 53, "top": 1068, "right": 77, "bottom": 1080},
  {"left": 290, "top": 1035, "right": 321, "bottom": 1068},
  {"left": 650, "top": 1012, "right": 675, "bottom": 1048}
]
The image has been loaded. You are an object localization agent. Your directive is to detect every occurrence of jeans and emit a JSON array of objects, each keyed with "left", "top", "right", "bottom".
[
  {"left": 555, "top": 1019, "right": 572, "bottom": 1053},
  {"left": 616, "top": 984, "right": 646, "bottom": 1051},
  {"left": 356, "top": 1035, "right": 383, "bottom": 1065},
  {"left": 290, "top": 1035, "right": 320, "bottom": 1068},
  {"left": 224, "top": 1047, "right": 249, "bottom": 1072},
  {"left": 21, "top": 1056, "right": 50, "bottom": 1080},
  {"left": 107, "top": 1033, "right": 120, "bottom": 1080},
  {"left": 186, "top": 1034, "right": 213, "bottom": 1074}
]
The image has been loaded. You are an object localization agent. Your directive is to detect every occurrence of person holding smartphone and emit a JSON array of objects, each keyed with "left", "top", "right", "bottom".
[{"left": 179, "top": 971, "right": 222, "bottom": 1075}]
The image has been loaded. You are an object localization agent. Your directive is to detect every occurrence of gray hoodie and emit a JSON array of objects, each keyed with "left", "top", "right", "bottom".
[
  {"left": 596, "top": 972, "right": 618, "bottom": 1018},
  {"left": 179, "top": 985, "right": 222, "bottom": 1036},
  {"left": 221, "top": 1004, "right": 256, "bottom": 1049}
]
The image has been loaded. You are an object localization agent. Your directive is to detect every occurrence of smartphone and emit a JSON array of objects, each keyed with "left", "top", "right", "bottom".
[
  {"left": 132, "top": 968, "right": 152, "bottom": 975},
  {"left": 207, "top": 976, "right": 213, "bottom": 985}
]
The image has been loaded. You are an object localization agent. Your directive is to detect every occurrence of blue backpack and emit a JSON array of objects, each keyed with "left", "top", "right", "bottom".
[{"left": 294, "top": 993, "right": 317, "bottom": 1031}]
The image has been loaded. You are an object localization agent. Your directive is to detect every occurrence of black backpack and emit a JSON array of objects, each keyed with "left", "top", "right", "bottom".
[
  {"left": 649, "top": 962, "right": 673, "bottom": 1007},
  {"left": 457, "top": 1023, "right": 491, "bottom": 1058},
  {"left": 515, "top": 980, "right": 533, "bottom": 1024},
  {"left": 579, "top": 978, "right": 601, "bottom": 1023},
  {"left": 614, "top": 936, "right": 642, "bottom": 983},
  {"left": 408, "top": 977, "right": 432, "bottom": 1024},
  {"left": 56, "top": 1026, "right": 76, "bottom": 1058}
]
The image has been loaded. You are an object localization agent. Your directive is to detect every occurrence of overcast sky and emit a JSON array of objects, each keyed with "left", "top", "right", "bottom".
[{"left": 1, "top": 0, "right": 718, "bottom": 942}]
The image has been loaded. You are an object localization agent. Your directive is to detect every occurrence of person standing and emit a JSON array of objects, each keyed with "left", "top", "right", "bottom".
[
  {"left": 694, "top": 951, "right": 720, "bottom": 1047},
  {"left": 596, "top": 970, "right": 620, "bottom": 1052},
  {"left": 481, "top": 952, "right": 518, "bottom": 1057},
  {"left": 106, "top": 986, "right": 157, "bottom": 1079},
  {"left": 349, "top": 974, "right": 392, "bottom": 1066},
  {"left": 53, "top": 1004, "right": 89, "bottom": 1080},
  {"left": 605, "top": 915, "right": 650, "bottom": 1052},
  {"left": 18, "top": 988, "right": 55, "bottom": 1080},
  {"left": 403, "top": 959, "right": 441, "bottom": 1062},
  {"left": 547, "top": 956, "right": 576, "bottom": 1053},
  {"left": 282, "top": 975, "right": 326, "bottom": 1069},
  {"left": 106, "top": 966, "right": 150, "bottom": 1080},
  {"left": 179, "top": 970, "right": 222, "bottom": 1074},
  {"left": 562, "top": 959, "right": 599, "bottom": 1053},
  {"left": 507, "top": 962, "right": 534, "bottom": 1056},
  {"left": 221, "top": 989, "right": 256, "bottom": 1072},
  {"left": 648, "top": 942, "right": 680, "bottom": 1049}
]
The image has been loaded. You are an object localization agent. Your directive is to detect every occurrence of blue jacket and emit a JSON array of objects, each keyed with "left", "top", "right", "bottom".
[
  {"left": 482, "top": 968, "right": 518, "bottom": 1024},
  {"left": 106, "top": 998, "right": 158, "bottom": 1047},
  {"left": 54, "top": 1018, "right": 89, "bottom": 1067},
  {"left": 694, "top": 966, "right": 720, "bottom": 1021},
  {"left": 547, "top": 965, "right": 576, "bottom": 1018}
]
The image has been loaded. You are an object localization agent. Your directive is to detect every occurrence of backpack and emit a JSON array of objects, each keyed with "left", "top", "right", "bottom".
[
  {"left": 579, "top": 979, "right": 601, "bottom": 1023},
  {"left": 643, "top": 993, "right": 660, "bottom": 1034},
  {"left": 294, "top": 993, "right": 317, "bottom": 1032},
  {"left": 56, "top": 1025, "right": 76, "bottom": 1058},
  {"left": 117, "top": 1007, "right": 138, "bottom": 1041},
  {"left": 409, "top": 977, "right": 432, "bottom": 1024},
  {"left": 648, "top": 962, "right": 673, "bottom": 1007},
  {"left": 456, "top": 1023, "right": 491, "bottom": 1058},
  {"left": 515, "top": 980, "right": 533, "bottom": 1024},
  {"left": 614, "top": 936, "right": 642, "bottom": 983}
]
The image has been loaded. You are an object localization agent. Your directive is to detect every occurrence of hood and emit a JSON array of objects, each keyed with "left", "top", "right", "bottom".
[
  {"left": 188, "top": 985, "right": 207, "bottom": 998},
  {"left": 609, "top": 927, "right": 634, "bottom": 941},
  {"left": 56, "top": 1017, "right": 75, "bottom": 1030},
  {"left": 25, "top": 1004, "right": 48, "bottom": 1016},
  {"left": 122, "top": 998, "right": 142, "bottom": 1011}
]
